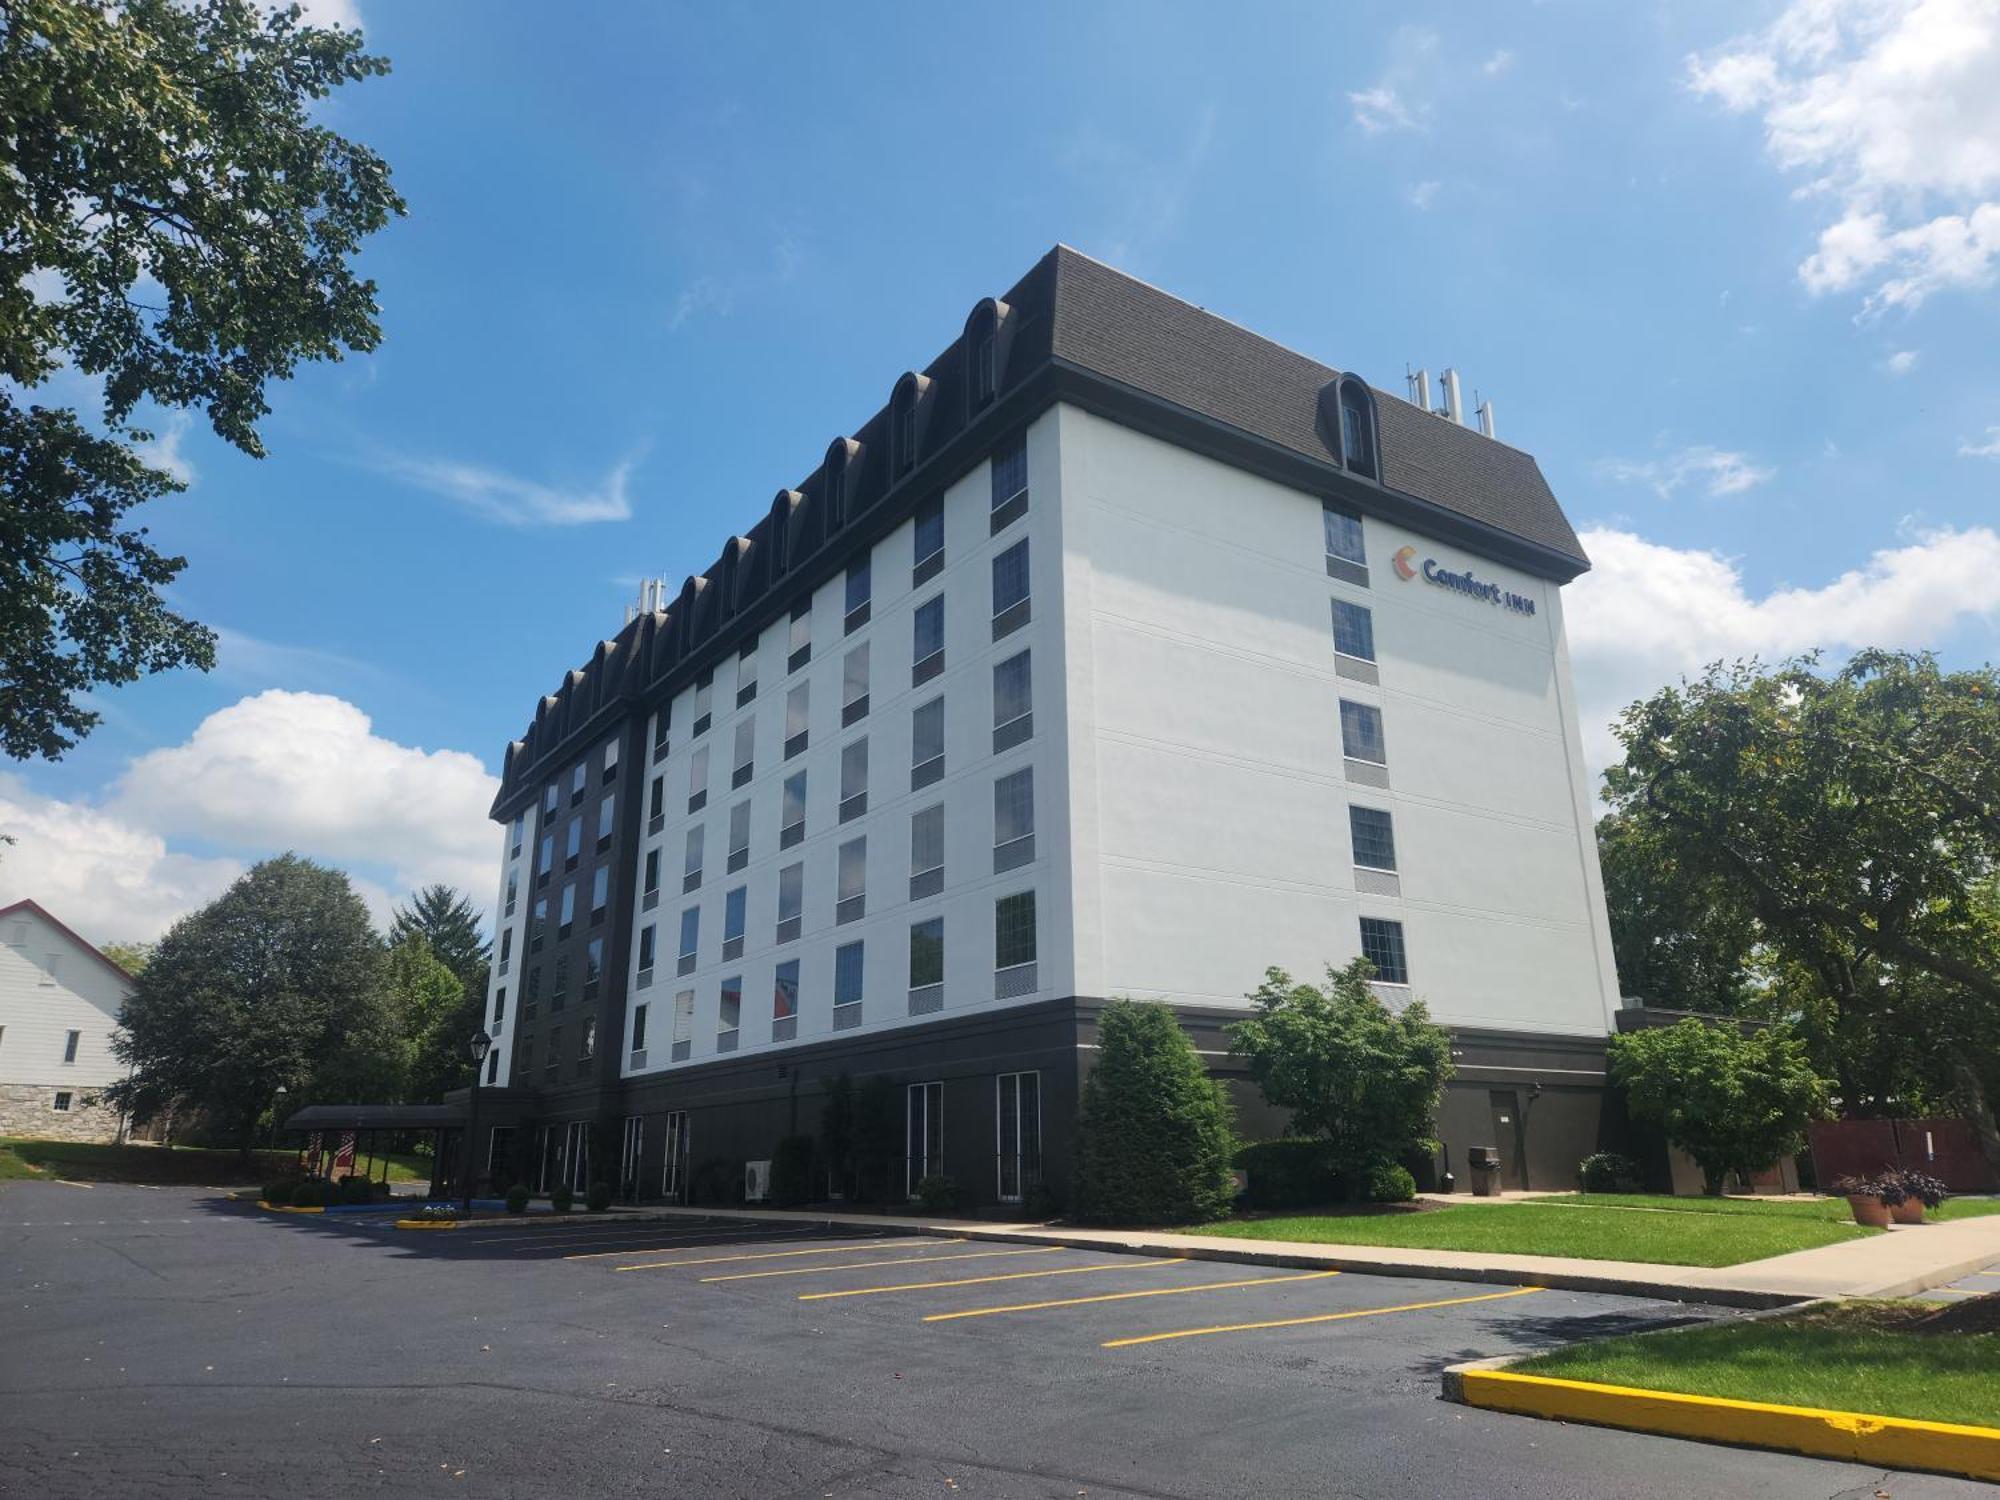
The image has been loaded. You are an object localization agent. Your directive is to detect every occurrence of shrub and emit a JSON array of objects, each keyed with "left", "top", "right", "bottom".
[
  {"left": 262, "top": 1178, "right": 296, "bottom": 1206},
  {"left": 1872, "top": 1174, "right": 1909, "bottom": 1208},
  {"left": 1022, "top": 1182, "right": 1064, "bottom": 1220},
  {"left": 337, "top": 1175, "right": 374, "bottom": 1206},
  {"left": 1832, "top": 1174, "right": 1879, "bottom": 1199},
  {"left": 585, "top": 1180, "right": 612, "bottom": 1213},
  {"left": 769, "top": 1134, "right": 818, "bottom": 1207},
  {"left": 1074, "top": 1000, "right": 1236, "bottom": 1225},
  {"left": 690, "top": 1156, "right": 737, "bottom": 1206},
  {"left": 289, "top": 1178, "right": 331, "bottom": 1207},
  {"left": 1897, "top": 1169, "right": 1948, "bottom": 1208},
  {"left": 915, "top": 1174, "right": 959, "bottom": 1213},
  {"left": 1233, "top": 1140, "right": 1342, "bottom": 1210},
  {"left": 550, "top": 1183, "right": 574, "bottom": 1214},
  {"left": 505, "top": 1183, "right": 530, "bottom": 1214},
  {"left": 1578, "top": 1152, "right": 1639, "bottom": 1193},
  {"left": 1362, "top": 1162, "right": 1417, "bottom": 1204}
]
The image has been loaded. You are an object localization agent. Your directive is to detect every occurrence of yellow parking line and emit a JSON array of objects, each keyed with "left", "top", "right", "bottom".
[
  {"left": 615, "top": 1238, "right": 962, "bottom": 1272},
  {"left": 800, "top": 1257, "right": 1189, "bottom": 1302},
  {"left": 1102, "top": 1284, "right": 1544, "bottom": 1348},
  {"left": 703, "top": 1247, "right": 1061, "bottom": 1283},
  {"left": 563, "top": 1230, "right": 839, "bottom": 1260},
  {"left": 1977, "top": 1270, "right": 2000, "bottom": 1278},
  {"left": 924, "top": 1269, "right": 1344, "bottom": 1322},
  {"left": 458, "top": 1223, "right": 741, "bottom": 1246}
]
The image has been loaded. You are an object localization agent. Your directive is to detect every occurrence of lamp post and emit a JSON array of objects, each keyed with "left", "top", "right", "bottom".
[{"left": 460, "top": 1029, "right": 493, "bottom": 1215}]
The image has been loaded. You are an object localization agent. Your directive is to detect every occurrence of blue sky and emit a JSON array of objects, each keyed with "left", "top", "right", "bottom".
[{"left": 6, "top": 0, "right": 1999, "bottom": 939}]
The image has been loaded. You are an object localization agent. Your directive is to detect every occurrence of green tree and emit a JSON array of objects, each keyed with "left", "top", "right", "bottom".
[
  {"left": 98, "top": 940, "right": 154, "bottom": 976},
  {"left": 105, "top": 854, "right": 399, "bottom": 1155},
  {"left": 1228, "top": 960, "right": 1454, "bottom": 1182},
  {"left": 1597, "top": 810, "right": 1762, "bottom": 1014},
  {"left": 388, "top": 885, "right": 490, "bottom": 995},
  {"left": 1604, "top": 651, "right": 2000, "bottom": 1165},
  {"left": 1073, "top": 1001, "right": 1236, "bottom": 1225},
  {"left": 1, "top": 0, "right": 404, "bottom": 760},
  {"left": 389, "top": 933, "right": 468, "bottom": 1104},
  {"left": 1610, "top": 1018, "right": 1832, "bottom": 1195}
]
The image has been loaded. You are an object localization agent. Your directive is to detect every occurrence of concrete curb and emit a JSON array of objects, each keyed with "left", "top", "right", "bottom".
[
  {"left": 255, "top": 1201, "right": 324, "bottom": 1214},
  {"left": 1443, "top": 1360, "right": 2000, "bottom": 1484},
  {"left": 394, "top": 1218, "right": 461, "bottom": 1231}
]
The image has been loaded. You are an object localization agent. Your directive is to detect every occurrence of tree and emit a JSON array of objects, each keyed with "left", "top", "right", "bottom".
[
  {"left": 1604, "top": 651, "right": 2000, "bottom": 1166},
  {"left": 99, "top": 940, "right": 154, "bottom": 976},
  {"left": 1073, "top": 1001, "right": 1236, "bottom": 1225},
  {"left": 389, "top": 934, "right": 468, "bottom": 1104},
  {"left": 1228, "top": 960, "right": 1454, "bottom": 1182},
  {"left": 105, "top": 854, "right": 399, "bottom": 1156},
  {"left": 1, "top": 0, "right": 405, "bottom": 760},
  {"left": 388, "top": 885, "right": 491, "bottom": 996},
  {"left": 1609, "top": 1017, "right": 1832, "bottom": 1195},
  {"left": 1597, "top": 810, "right": 1762, "bottom": 1014}
]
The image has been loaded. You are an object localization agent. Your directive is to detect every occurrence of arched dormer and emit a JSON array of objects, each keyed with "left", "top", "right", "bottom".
[
  {"left": 1316, "top": 374, "right": 1380, "bottom": 481},
  {"left": 963, "top": 297, "right": 1013, "bottom": 416},
  {"left": 767, "top": 489, "right": 802, "bottom": 578},
  {"left": 822, "top": 437, "right": 861, "bottom": 533},
  {"left": 890, "top": 371, "right": 932, "bottom": 477}
]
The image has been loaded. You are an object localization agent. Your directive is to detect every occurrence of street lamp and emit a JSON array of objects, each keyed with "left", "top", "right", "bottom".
[{"left": 460, "top": 1029, "right": 493, "bottom": 1215}]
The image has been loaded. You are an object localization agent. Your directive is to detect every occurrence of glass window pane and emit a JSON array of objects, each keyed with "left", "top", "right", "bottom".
[
  {"left": 840, "top": 738, "right": 868, "bottom": 800},
  {"left": 787, "top": 682, "right": 810, "bottom": 738},
  {"left": 990, "top": 435, "right": 1027, "bottom": 507},
  {"left": 723, "top": 885, "right": 746, "bottom": 940},
  {"left": 720, "top": 978, "right": 742, "bottom": 1031},
  {"left": 846, "top": 558, "right": 871, "bottom": 615},
  {"left": 843, "top": 643, "right": 869, "bottom": 706},
  {"left": 678, "top": 906, "right": 699, "bottom": 959},
  {"left": 773, "top": 959, "right": 799, "bottom": 1020},
  {"left": 994, "top": 768, "right": 1034, "bottom": 844},
  {"left": 993, "top": 650, "right": 1031, "bottom": 725},
  {"left": 1359, "top": 917, "right": 1408, "bottom": 984},
  {"left": 992, "top": 540, "right": 1030, "bottom": 614},
  {"left": 838, "top": 838, "right": 867, "bottom": 902},
  {"left": 684, "top": 825, "right": 703, "bottom": 877},
  {"left": 835, "top": 941, "right": 864, "bottom": 1005},
  {"left": 914, "top": 596, "right": 944, "bottom": 660},
  {"left": 1349, "top": 806, "right": 1397, "bottom": 870},
  {"left": 729, "top": 799, "right": 751, "bottom": 854},
  {"left": 1331, "top": 600, "right": 1375, "bottom": 661},
  {"left": 995, "top": 891, "right": 1037, "bottom": 969},
  {"left": 1323, "top": 505, "right": 1365, "bottom": 565},
  {"left": 912, "top": 697, "right": 944, "bottom": 765},
  {"left": 914, "top": 498, "right": 943, "bottom": 562},
  {"left": 1339, "top": 699, "right": 1386, "bottom": 763},
  {"left": 911, "top": 804, "right": 944, "bottom": 875},
  {"left": 778, "top": 862, "right": 803, "bottom": 922},
  {"left": 782, "top": 771, "right": 807, "bottom": 830},
  {"left": 909, "top": 917, "right": 944, "bottom": 987}
]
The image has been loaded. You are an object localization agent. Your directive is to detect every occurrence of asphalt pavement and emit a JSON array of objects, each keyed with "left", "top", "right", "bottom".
[{"left": 2, "top": 1181, "right": 1989, "bottom": 1499}]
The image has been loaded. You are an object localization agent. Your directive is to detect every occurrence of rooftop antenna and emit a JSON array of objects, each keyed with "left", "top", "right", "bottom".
[
  {"left": 1440, "top": 368, "right": 1465, "bottom": 425},
  {"left": 1406, "top": 365, "right": 1432, "bottom": 412},
  {"left": 1475, "top": 393, "right": 1496, "bottom": 440}
]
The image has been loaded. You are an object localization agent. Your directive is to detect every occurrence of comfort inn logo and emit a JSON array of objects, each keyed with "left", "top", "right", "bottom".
[
  {"left": 1392, "top": 544, "right": 1536, "bottom": 616},
  {"left": 1392, "top": 545, "right": 1420, "bottom": 581}
]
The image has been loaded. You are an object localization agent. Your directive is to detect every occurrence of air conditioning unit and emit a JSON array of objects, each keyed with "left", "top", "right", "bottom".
[{"left": 744, "top": 1159, "right": 771, "bottom": 1203}]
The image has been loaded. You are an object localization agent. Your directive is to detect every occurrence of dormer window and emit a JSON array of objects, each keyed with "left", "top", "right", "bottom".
[
  {"left": 896, "top": 403, "right": 917, "bottom": 475},
  {"left": 823, "top": 441, "right": 854, "bottom": 532},
  {"left": 974, "top": 334, "right": 997, "bottom": 407},
  {"left": 964, "top": 300, "right": 1007, "bottom": 415},
  {"left": 1337, "top": 375, "right": 1377, "bottom": 480}
]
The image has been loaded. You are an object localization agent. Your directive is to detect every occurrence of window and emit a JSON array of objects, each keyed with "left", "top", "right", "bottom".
[
  {"left": 504, "top": 869, "right": 518, "bottom": 917},
  {"left": 558, "top": 882, "right": 576, "bottom": 938},
  {"left": 728, "top": 799, "right": 751, "bottom": 872},
  {"left": 531, "top": 896, "right": 548, "bottom": 953},
  {"left": 537, "top": 833, "right": 553, "bottom": 881},
  {"left": 1339, "top": 382, "right": 1376, "bottom": 478},
  {"left": 991, "top": 538, "right": 1030, "bottom": 638},
  {"left": 1339, "top": 699, "right": 1387, "bottom": 765},
  {"left": 524, "top": 965, "right": 541, "bottom": 1015},
  {"left": 520, "top": 1037, "right": 536, "bottom": 1076},
  {"left": 909, "top": 917, "right": 944, "bottom": 1014},
  {"left": 973, "top": 328, "right": 997, "bottom": 404},
  {"left": 839, "top": 737, "right": 868, "bottom": 822},
  {"left": 1359, "top": 917, "right": 1409, "bottom": 985},
  {"left": 773, "top": 958, "right": 800, "bottom": 1025},
  {"left": 688, "top": 743, "right": 709, "bottom": 812},
  {"left": 552, "top": 953, "right": 570, "bottom": 1007},
  {"left": 564, "top": 816, "right": 581, "bottom": 870},
  {"left": 732, "top": 717, "right": 754, "bottom": 788},
  {"left": 571, "top": 762, "right": 587, "bottom": 805},
  {"left": 671, "top": 989, "right": 694, "bottom": 1061},
  {"left": 837, "top": 836, "right": 866, "bottom": 924},
  {"left": 590, "top": 866, "right": 608, "bottom": 923},
  {"left": 907, "top": 1080, "right": 943, "bottom": 1198},
  {"left": 719, "top": 976, "right": 743, "bottom": 1045},
  {"left": 1331, "top": 599, "right": 1375, "bottom": 663},
  {"left": 643, "top": 849, "right": 661, "bottom": 900},
  {"left": 487, "top": 1049, "right": 500, "bottom": 1084},
  {"left": 722, "top": 885, "right": 747, "bottom": 960},
  {"left": 781, "top": 770, "right": 807, "bottom": 849},
  {"left": 509, "top": 812, "right": 524, "bottom": 860},
  {"left": 736, "top": 640, "right": 759, "bottom": 706},
  {"left": 638, "top": 923, "right": 657, "bottom": 975},
  {"left": 691, "top": 672, "right": 713, "bottom": 737},
  {"left": 584, "top": 936, "right": 603, "bottom": 1000},
  {"left": 1323, "top": 503, "right": 1368, "bottom": 585},
  {"left": 499, "top": 928, "right": 513, "bottom": 968},
  {"left": 912, "top": 594, "right": 945, "bottom": 684},
  {"left": 653, "top": 705, "right": 671, "bottom": 760},
  {"left": 649, "top": 774, "right": 665, "bottom": 832},
  {"left": 995, "top": 891, "right": 1037, "bottom": 998},
  {"left": 993, "top": 767, "right": 1035, "bottom": 872},
  {"left": 834, "top": 939, "right": 864, "bottom": 1018},
  {"left": 992, "top": 649, "right": 1032, "bottom": 752},
  {"left": 1350, "top": 806, "right": 1398, "bottom": 871},
  {"left": 911, "top": 696, "right": 945, "bottom": 790},
  {"left": 603, "top": 736, "right": 619, "bottom": 783},
  {"left": 677, "top": 906, "right": 700, "bottom": 975},
  {"left": 545, "top": 1027, "right": 562, "bottom": 1076},
  {"left": 776, "top": 861, "right": 804, "bottom": 944},
  {"left": 53, "top": 1091, "right": 73, "bottom": 1113},
  {"left": 544, "top": 781, "right": 559, "bottom": 816},
  {"left": 990, "top": 433, "right": 1028, "bottom": 533},
  {"left": 42, "top": 952, "right": 59, "bottom": 986},
  {"left": 597, "top": 793, "right": 615, "bottom": 851},
  {"left": 896, "top": 400, "right": 919, "bottom": 475},
  {"left": 579, "top": 1016, "right": 596, "bottom": 1063},
  {"left": 785, "top": 681, "right": 810, "bottom": 759},
  {"left": 913, "top": 496, "right": 944, "bottom": 585},
  {"left": 788, "top": 601, "right": 812, "bottom": 672},
  {"left": 631, "top": 1001, "right": 649, "bottom": 1054},
  {"left": 996, "top": 1071, "right": 1041, "bottom": 1203},
  {"left": 845, "top": 558, "right": 872, "bottom": 633},
  {"left": 910, "top": 803, "right": 944, "bottom": 900},
  {"left": 842, "top": 643, "right": 870, "bottom": 726},
  {"left": 62, "top": 1029, "right": 80, "bottom": 1065},
  {"left": 493, "top": 986, "right": 507, "bottom": 1024}
]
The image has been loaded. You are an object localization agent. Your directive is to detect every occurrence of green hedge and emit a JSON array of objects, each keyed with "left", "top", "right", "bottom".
[
  {"left": 1074, "top": 1000, "right": 1237, "bottom": 1225},
  {"left": 1233, "top": 1140, "right": 1342, "bottom": 1209}
]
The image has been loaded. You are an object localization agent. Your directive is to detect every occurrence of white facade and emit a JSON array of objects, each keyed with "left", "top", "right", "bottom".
[{"left": 0, "top": 901, "right": 134, "bottom": 1140}]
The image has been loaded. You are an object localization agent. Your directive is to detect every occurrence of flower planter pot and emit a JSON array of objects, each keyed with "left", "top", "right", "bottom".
[
  {"left": 1890, "top": 1198, "right": 1925, "bottom": 1225},
  {"left": 1846, "top": 1193, "right": 1892, "bottom": 1228}
]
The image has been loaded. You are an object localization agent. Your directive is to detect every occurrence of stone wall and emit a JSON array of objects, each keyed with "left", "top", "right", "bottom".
[{"left": 0, "top": 1082, "right": 125, "bottom": 1144}]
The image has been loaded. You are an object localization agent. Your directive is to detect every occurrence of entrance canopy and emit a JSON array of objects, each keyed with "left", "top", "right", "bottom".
[{"left": 282, "top": 1103, "right": 465, "bottom": 1134}]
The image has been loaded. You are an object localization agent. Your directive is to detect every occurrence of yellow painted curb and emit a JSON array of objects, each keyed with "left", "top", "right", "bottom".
[
  {"left": 395, "top": 1218, "right": 461, "bottom": 1231},
  {"left": 257, "top": 1202, "right": 325, "bottom": 1214},
  {"left": 1458, "top": 1369, "right": 2000, "bottom": 1484}
]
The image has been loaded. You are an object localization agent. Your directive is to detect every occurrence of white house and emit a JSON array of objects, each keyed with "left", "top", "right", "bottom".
[{"left": 0, "top": 899, "right": 134, "bottom": 1143}]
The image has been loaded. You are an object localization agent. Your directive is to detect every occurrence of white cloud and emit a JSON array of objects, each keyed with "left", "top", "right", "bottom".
[
  {"left": 284, "top": 0, "right": 363, "bottom": 29},
  {"left": 0, "top": 692, "right": 501, "bottom": 942},
  {"left": 130, "top": 412, "right": 195, "bottom": 486},
  {"left": 1883, "top": 348, "right": 1920, "bottom": 375},
  {"left": 1688, "top": 0, "right": 2000, "bottom": 311},
  {"left": 379, "top": 452, "right": 635, "bottom": 526},
  {"left": 1566, "top": 523, "right": 2000, "bottom": 772},
  {"left": 668, "top": 277, "right": 732, "bottom": 331},
  {"left": 1349, "top": 85, "right": 1423, "bottom": 134},
  {"left": 1960, "top": 425, "right": 2000, "bottom": 457},
  {"left": 1482, "top": 49, "right": 1516, "bottom": 76},
  {"left": 1406, "top": 180, "right": 1442, "bottom": 210},
  {"left": 1597, "top": 445, "right": 1776, "bottom": 498},
  {"left": 1348, "top": 25, "right": 1439, "bottom": 134}
]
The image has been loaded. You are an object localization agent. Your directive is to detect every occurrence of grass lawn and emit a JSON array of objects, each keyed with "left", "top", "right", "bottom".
[
  {"left": 0, "top": 1137, "right": 433, "bottom": 1186},
  {"left": 1512, "top": 1301, "right": 2000, "bottom": 1429},
  {"left": 1198, "top": 1198, "right": 1876, "bottom": 1267}
]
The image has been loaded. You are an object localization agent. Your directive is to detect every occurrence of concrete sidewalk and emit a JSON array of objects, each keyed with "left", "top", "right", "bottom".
[{"left": 583, "top": 1202, "right": 2000, "bottom": 1310}]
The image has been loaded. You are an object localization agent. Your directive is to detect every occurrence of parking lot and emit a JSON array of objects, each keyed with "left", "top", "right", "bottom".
[{"left": 3, "top": 1182, "right": 1991, "bottom": 1499}]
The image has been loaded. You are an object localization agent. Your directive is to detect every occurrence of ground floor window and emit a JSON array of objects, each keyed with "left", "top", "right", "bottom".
[
  {"left": 906, "top": 1081, "right": 943, "bottom": 1200},
  {"left": 487, "top": 1125, "right": 515, "bottom": 1180},
  {"left": 619, "top": 1116, "right": 644, "bottom": 1202},
  {"left": 553, "top": 1119, "right": 590, "bottom": 1193},
  {"left": 661, "top": 1111, "right": 689, "bottom": 1203},
  {"left": 996, "top": 1071, "right": 1041, "bottom": 1204},
  {"left": 52, "top": 1090, "right": 72, "bottom": 1113}
]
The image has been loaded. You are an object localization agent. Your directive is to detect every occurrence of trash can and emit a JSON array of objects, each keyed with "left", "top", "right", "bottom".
[{"left": 1468, "top": 1145, "right": 1502, "bottom": 1197}]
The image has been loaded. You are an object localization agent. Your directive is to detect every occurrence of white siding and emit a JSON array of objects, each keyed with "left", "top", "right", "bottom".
[{"left": 0, "top": 905, "right": 133, "bottom": 1092}]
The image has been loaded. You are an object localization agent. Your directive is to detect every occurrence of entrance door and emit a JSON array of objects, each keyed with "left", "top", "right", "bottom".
[
  {"left": 562, "top": 1120, "right": 591, "bottom": 1193},
  {"left": 619, "top": 1116, "right": 644, "bottom": 1202},
  {"left": 1488, "top": 1090, "right": 1528, "bottom": 1191},
  {"left": 996, "top": 1072, "right": 1041, "bottom": 1204},
  {"left": 906, "top": 1081, "right": 943, "bottom": 1200},
  {"left": 532, "top": 1124, "right": 551, "bottom": 1193},
  {"left": 661, "top": 1111, "right": 689, "bottom": 1203}
]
